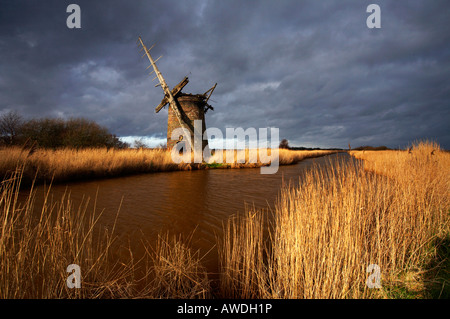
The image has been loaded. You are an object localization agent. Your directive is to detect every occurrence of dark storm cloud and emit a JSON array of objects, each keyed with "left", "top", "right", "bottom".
[{"left": 0, "top": 0, "right": 449, "bottom": 148}]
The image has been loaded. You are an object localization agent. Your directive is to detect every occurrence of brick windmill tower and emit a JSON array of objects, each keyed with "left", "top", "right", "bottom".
[{"left": 137, "top": 37, "right": 217, "bottom": 151}]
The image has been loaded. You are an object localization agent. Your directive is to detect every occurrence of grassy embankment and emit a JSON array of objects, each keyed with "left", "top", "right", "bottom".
[
  {"left": 1, "top": 141, "right": 448, "bottom": 298},
  {"left": 219, "top": 141, "right": 449, "bottom": 298},
  {"left": 0, "top": 147, "right": 336, "bottom": 186}
]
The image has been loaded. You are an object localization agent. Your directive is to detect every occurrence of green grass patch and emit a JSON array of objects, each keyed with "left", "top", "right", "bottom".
[{"left": 205, "top": 162, "right": 228, "bottom": 169}]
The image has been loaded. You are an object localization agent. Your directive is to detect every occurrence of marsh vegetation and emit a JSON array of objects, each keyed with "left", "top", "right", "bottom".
[{"left": 0, "top": 141, "right": 448, "bottom": 298}]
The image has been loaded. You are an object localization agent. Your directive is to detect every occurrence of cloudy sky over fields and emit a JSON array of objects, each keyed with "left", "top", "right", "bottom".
[{"left": 0, "top": 0, "right": 449, "bottom": 148}]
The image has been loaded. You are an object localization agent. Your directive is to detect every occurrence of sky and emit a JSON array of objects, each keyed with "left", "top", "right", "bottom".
[{"left": 0, "top": 0, "right": 449, "bottom": 149}]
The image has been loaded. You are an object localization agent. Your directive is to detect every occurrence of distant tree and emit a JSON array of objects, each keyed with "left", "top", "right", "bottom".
[
  {"left": 1, "top": 110, "right": 130, "bottom": 149},
  {"left": 20, "top": 116, "right": 128, "bottom": 149},
  {"left": 0, "top": 110, "right": 23, "bottom": 145},
  {"left": 21, "top": 118, "right": 66, "bottom": 148},
  {"left": 62, "top": 118, "right": 113, "bottom": 148},
  {"left": 279, "top": 139, "right": 290, "bottom": 149},
  {"left": 107, "top": 134, "right": 129, "bottom": 149},
  {"left": 133, "top": 138, "right": 148, "bottom": 149},
  {"left": 156, "top": 142, "right": 167, "bottom": 149}
]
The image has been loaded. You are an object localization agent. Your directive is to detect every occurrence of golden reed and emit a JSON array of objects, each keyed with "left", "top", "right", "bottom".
[
  {"left": 0, "top": 147, "right": 336, "bottom": 186},
  {"left": 219, "top": 141, "right": 449, "bottom": 298},
  {"left": 1, "top": 142, "right": 447, "bottom": 298}
]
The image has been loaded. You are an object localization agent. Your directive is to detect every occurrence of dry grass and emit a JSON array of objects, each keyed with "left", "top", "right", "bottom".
[
  {"left": 146, "top": 233, "right": 211, "bottom": 299},
  {"left": 0, "top": 167, "right": 137, "bottom": 298},
  {"left": 219, "top": 210, "right": 267, "bottom": 298},
  {"left": 205, "top": 148, "right": 336, "bottom": 168},
  {"left": 4, "top": 141, "right": 445, "bottom": 299},
  {"left": 0, "top": 167, "right": 212, "bottom": 299},
  {"left": 278, "top": 149, "right": 337, "bottom": 165},
  {"left": 0, "top": 147, "right": 192, "bottom": 186},
  {"left": 0, "top": 146, "right": 337, "bottom": 299},
  {"left": 219, "top": 141, "right": 449, "bottom": 298},
  {"left": 0, "top": 146, "right": 337, "bottom": 186}
]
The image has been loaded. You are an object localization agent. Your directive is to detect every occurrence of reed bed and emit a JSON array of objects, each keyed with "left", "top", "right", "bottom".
[
  {"left": 0, "top": 146, "right": 335, "bottom": 298},
  {"left": 3, "top": 141, "right": 446, "bottom": 299},
  {"left": 0, "top": 168, "right": 212, "bottom": 298},
  {"left": 0, "top": 147, "right": 336, "bottom": 186},
  {"left": 0, "top": 147, "right": 190, "bottom": 186},
  {"left": 146, "top": 233, "right": 211, "bottom": 299},
  {"left": 219, "top": 141, "right": 449, "bottom": 298},
  {"left": 0, "top": 168, "right": 133, "bottom": 298},
  {"left": 219, "top": 210, "right": 267, "bottom": 298},
  {"left": 205, "top": 148, "right": 335, "bottom": 167}
]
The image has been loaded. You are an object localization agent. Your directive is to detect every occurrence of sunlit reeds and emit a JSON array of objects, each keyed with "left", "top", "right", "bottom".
[
  {"left": 0, "top": 167, "right": 133, "bottom": 298},
  {"left": 146, "top": 233, "right": 211, "bottom": 299},
  {"left": 218, "top": 210, "right": 267, "bottom": 298},
  {"left": 2, "top": 141, "right": 446, "bottom": 298},
  {"left": 0, "top": 147, "right": 337, "bottom": 186},
  {"left": 220, "top": 141, "right": 449, "bottom": 298},
  {"left": 0, "top": 168, "right": 212, "bottom": 298}
]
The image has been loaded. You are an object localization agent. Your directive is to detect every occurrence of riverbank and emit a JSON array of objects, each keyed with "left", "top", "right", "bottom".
[{"left": 0, "top": 146, "right": 338, "bottom": 186}]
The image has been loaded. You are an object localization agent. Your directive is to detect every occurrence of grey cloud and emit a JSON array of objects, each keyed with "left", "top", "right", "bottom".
[{"left": 0, "top": 0, "right": 449, "bottom": 149}]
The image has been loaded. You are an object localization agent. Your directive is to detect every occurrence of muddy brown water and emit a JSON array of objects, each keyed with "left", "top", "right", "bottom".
[{"left": 22, "top": 152, "right": 355, "bottom": 277}]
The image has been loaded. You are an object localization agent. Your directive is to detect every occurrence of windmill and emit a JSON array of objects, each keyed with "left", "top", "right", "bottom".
[{"left": 137, "top": 36, "right": 217, "bottom": 151}]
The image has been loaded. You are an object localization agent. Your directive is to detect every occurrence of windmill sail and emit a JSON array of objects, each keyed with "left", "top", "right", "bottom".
[{"left": 138, "top": 37, "right": 194, "bottom": 149}]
